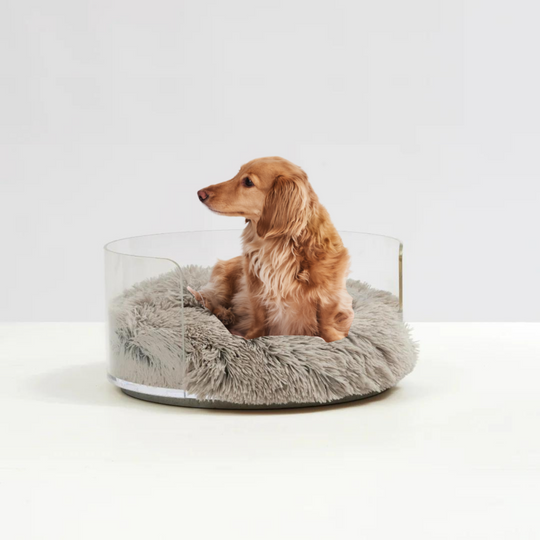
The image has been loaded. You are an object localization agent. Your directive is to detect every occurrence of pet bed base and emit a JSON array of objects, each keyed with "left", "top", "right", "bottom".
[{"left": 110, "top": 375, "right": 385, "bottom": 410}]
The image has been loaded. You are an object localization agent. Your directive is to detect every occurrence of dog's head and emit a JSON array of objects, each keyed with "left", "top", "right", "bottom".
[{"left": 197, "top": 157, "right": 313, "bottom": 238}]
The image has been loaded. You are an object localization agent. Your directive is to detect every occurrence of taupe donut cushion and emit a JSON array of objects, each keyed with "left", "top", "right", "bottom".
[{"left": 108, "top": 265, "right": 418, "bottom": 406}]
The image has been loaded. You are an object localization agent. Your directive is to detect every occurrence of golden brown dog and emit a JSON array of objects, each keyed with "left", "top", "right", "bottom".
[{"left": 188, "top": 157, "right": 354, "bottom": 342}]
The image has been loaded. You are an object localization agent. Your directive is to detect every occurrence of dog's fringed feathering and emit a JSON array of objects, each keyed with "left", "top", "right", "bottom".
[{"left": 188, "top": 157, "right": 355, "bottom": 342}]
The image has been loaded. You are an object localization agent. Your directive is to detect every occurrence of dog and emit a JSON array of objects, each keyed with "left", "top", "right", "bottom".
[{"left": 187, "top": 157, "right": 354, "bottom": 342}]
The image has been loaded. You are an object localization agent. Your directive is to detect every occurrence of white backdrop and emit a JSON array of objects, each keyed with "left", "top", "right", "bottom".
[{"left": 1, "top": 0, "right": 539, "bottom": 322}]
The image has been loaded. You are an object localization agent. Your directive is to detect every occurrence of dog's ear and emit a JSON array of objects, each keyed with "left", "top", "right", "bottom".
[{"left": 257, "top": 175, "right": 309, "bottom": 239}]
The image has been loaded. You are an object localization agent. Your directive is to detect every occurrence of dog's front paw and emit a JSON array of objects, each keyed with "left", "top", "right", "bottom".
[
  {"left": 187, "top": 286, "right": 207, "bottom": 308},
  {"left": 215, "top": 307, "right": 236, "bottom": 326}
]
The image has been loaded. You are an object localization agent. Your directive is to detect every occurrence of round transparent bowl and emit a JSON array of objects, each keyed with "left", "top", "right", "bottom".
[{"left": 104, "top": 229, "right": 403, "bottom": 409}]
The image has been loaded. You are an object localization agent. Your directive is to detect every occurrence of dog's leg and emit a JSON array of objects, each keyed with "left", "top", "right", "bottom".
[
  {"left": 243, "top": 307, "right": 266, "bottom": 339},
  {"left": 188, "top": 256, "right": 243, "bottom": 327},
  {"left": 242, "top": 269, "right": 267, "bottom": 340},
  {"left": 317, "top": 289, "right": 354, "bottom": 343}
]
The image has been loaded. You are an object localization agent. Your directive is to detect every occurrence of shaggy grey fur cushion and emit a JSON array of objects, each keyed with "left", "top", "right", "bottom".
[{"left": 108, "top": 265, "right": 418, "bottom": 406}]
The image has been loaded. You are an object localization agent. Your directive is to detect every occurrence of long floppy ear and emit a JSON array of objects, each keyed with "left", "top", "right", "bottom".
[{"left": 257, "top": 175, "right": 309, "bottom": 239}]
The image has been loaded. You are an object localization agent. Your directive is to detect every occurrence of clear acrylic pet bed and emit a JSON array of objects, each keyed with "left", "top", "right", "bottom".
[{"left": 104, "top": 230, "right": 416, "bottom": 410}]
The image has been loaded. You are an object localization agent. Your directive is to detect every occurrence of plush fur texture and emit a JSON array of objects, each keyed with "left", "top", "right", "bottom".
[{"left": 108, "top": 265, "right": 418, "bottom": 406}]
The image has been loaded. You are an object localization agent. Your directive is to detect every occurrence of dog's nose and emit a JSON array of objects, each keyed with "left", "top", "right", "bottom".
[{"left": 197, "top": 190, "right": 209, "bottom": 202}]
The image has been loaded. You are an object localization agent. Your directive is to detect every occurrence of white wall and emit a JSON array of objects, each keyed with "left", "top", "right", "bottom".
[{"left": 1, "top": 0, "right": 539, "bottom": 322}]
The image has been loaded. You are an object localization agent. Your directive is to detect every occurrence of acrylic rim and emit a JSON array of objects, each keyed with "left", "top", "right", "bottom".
[{"left": 104, "top": 228, "right": 403, "bottom": 311}]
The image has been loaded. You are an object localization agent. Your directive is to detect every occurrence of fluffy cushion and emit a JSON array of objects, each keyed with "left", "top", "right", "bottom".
[{"left": 108, "top": 265, "right": 418, "bottom": 406}]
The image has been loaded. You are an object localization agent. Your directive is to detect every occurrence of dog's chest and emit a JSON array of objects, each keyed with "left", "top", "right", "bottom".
[{"left": 246, "top": 245, "right": 307, "bottom": 301}]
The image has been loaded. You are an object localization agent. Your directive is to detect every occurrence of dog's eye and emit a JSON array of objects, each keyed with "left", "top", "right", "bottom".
[{"left": 243, "top": 177, "right": 254, "bottom": 187}]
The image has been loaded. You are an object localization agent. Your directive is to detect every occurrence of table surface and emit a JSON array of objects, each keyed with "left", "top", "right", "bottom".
[{"left": 1, "top": 322, "right": 539, "bottom": 540}]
